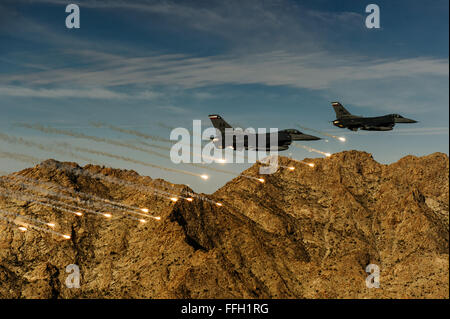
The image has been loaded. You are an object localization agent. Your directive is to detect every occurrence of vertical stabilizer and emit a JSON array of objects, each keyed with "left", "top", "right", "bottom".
[
  {"left": 208, "top": 115, "right": 233, "bottom": 133},
  {"left": 331, "top": 102, "right": 353, "bottom": 119}
]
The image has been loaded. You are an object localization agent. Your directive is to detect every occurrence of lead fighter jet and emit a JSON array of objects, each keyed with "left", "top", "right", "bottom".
[
  {"left": 208, "top": 114, "right": 320, "bottom": 151},
  {"left": 331, "top": 102, "right": 417, "bottom": 131}
]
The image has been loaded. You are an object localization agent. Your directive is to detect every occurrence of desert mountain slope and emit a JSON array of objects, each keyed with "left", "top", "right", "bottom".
[{"left": 0, "top": 151, "right": 448, "bottom": 298}]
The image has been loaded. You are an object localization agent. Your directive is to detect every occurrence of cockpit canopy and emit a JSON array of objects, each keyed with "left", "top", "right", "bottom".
[
  {"left": 283, "top": 129, "right": 302, "bottom": 134},
  {"left": 392, "top": 114, "right": 404, "bottom": 118}
]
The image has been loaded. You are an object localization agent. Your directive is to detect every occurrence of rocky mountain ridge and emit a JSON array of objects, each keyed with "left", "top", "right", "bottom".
[{"left": 0, "top": 151, "right": 448, "bottom": 298}]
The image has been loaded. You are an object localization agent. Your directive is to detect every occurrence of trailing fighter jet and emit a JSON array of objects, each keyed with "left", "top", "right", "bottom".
[
  {"left": 331, "top": 102, "right": 417, "bottom": 131},
  {"left": 208, "top": 114, "right": 320, "bottom": 151}
]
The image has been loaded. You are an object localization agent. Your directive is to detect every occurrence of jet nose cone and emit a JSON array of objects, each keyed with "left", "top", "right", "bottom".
[
  {"left": 395, "top": 117, "right": 418, "bottom": 123},
  {"left": 291, "top": 133, "right": 321, "bottom": 141}
]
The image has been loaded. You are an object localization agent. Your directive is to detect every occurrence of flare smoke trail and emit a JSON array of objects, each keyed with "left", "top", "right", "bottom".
[
  {"left": 135, "top": 136, "right": 249, "bottom": 164},
  {"left": 54, "top": 142, "right": 206, "bottom": 178},
  {"left": 0, "top": 186, "right": 145, "bottom": 221},
  {"left": 40, "top": 161, "right": 221, "bottom": 206},
  {"left": 156, "top": 122, "right": 194, "bottom": 135},
  {"left": 36, "top": 195, "right": 156, "bottom": 220},
  {"left": 22, "top": 122, "right": 258, "bottom": 181},
  {"left": 19, "top": 221, "right": 71, "bottom": 239},
  {"left": 134, "top": 139, "right": 223, "bottom": 163},
  {"left": 0, "top": 149, "right": 219, "bottom": 206},
  {"left": 35, "top": 200, "right": 145, "bottom": 222},
  {"left": 19, "top": 123, "right": 182, "bottom": 162},
  {"left": 96, "top": 123, "right": 235, "bottom": 165},
  {"left": 91, "top": 123, "right": 259, "bottom": 179},
  {"left": 0, "top": 214, "right": 21, "bottom": 229},
  {"left": 0, "top": 133, "right": 100, "bottom": 164},
  {"left": 1, "top": 174, "right": 152, "bottom": 217},
  {"left": 92, "top": 122, "right": 171, "bottom": 143},
  {"left": 0, "top": 209, "right": 70, "bottom": 239},
  {"left": 17, "top": 124, "right": 208, "bottom": 178},
  {"left": 292, "top": 143, "right": 331, "bottom": 157},
  {"left": 189, "top": 161, "right": 262, "bottom": 181},
  {"left": 0, "top": 150, "right": 42, "bottom": 164},
  {"left": 3, "top": 128, "right": 214, "bottom": 189},
  {"left": 0, "top": 205, "right": 55, "bottom": 227},
  {"left": 1, "top": 174, "right": 132, "bottom": 211},
  {"left": 284, "top": 156, "right": 316, "bottom": 168},
  {"left": 100, "top": 122, "right": 246, "bottom": 160},
  {"left": 135, "top": 139, "right": 173, "bottom": 152},
  {"left": 296, "top": 125, "right": 346, "bottom": 142},
  {"left": 0, "top": 158, "right": 197, "bottom": 208},
  {"left": 0, "top": 214, "right": 31, "bottom": 233},
  {"left": 0, "top": 138, "right": 197, "bottom": 210}
]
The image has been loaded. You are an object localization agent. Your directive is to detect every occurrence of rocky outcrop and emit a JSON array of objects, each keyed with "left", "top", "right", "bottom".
[{"left": 0, "top": 151, "right": 448, "bottom": 298}]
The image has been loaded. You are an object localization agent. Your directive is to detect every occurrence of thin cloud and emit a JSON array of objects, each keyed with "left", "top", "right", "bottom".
[
  {"left": 1, "top": 50, "right": 447, "bottom": 114},
  {"left": 0, "top": 86, "right": 161, "bottom": 100},
  {"left": 2, "top": 0, "right": 448, "bottom": 114},
  {"left": 2, "top": 51, "right": 448, "bottom": 89},
  {"left": 7, "top": 0, "right": 362, "bottom": 53}
]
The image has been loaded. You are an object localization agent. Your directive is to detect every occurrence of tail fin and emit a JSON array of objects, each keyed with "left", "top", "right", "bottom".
[
  {"left": 208, "top": 114, "right": 232, "bottom": 133},
  {"left": 331, "top": 102, "right": 353, "bottom": 119}
]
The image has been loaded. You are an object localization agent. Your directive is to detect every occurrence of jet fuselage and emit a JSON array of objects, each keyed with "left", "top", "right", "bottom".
[
  {"left": 208, "top": 115, "right": 320, "bottom": 151},
  {"left": 331, "top": 102, "right": 417, "bottom": 132}
]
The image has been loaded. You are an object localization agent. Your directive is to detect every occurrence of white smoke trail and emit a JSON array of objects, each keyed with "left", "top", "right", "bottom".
[
  {"left": 39, "top": 161, "right": 222, "bottom": 206},
  {"left": 0, "top": 150, "right": 42, "bottom": 164},
  {"left": 83, "top": 125, "right": 244, "bottom": 177},
  {"left": 0, "top": 157, "right": 200, "bottom": 208},
  {"left": 0, "top": 186, "right": 138, "bottom": 221},
  {"left": 0, "top": 143, "right": 187, "bottom": 209},
  {"left": 292, "top": 143, "right": 331, "bottom": 157},
  {"left": 0, "top": 148, "right": 221, "bottom": 207},
  {"left": 20, "top": 123, "right": 261, "bottom": 183},
  {"left": 92, "top": 122, "right": 172, "bottom": 143},
  {"left": 0, "top": 208, "right": 71, "bottom": 239},
  {"left": 0, "top": 133, "right": 204, "bottom": 203},
  {"left": 0, "top": 206, "right": 55, "bottom": 228},
  {"left": 0, "top": 132, "right": 101, "bottom": 164},
  {"left": 284, "top": 156, "right": 316, "bottom": 168},
  {"left": 51, "top": 140, "right": 207, "bottom": 179},
  {"left": 19, "top": 123, "right": 180, "bottom": 165},
  {"left": 100, "top": 122, "right": 245, "bottom": 163},
  {"left": 0, "top": 176, "right": 156, "bottom": 221},
  {"left": 296, "top": 125, "right": 346, "bottom": 142}
]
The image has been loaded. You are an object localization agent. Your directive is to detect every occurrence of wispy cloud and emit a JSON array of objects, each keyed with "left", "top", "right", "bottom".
[
  {"left": 2, "top": 51, "right": 448, "bottom": 89},
  {"left": 7, "top": 0, "right": 363, "bottom": 53},
  {"left": 1, "top": 50, "right": 447, "bottom": 113},
  {"left": 1, "top": 0, "right": 448, "bottom": 114},
  {"left": 0, "top": 86, "right": 161, "bottom": 100}
]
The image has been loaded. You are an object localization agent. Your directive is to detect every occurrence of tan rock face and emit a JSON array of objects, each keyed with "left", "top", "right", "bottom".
[{"left": 0, "top": 151, "right": 448, "bottom": 299}]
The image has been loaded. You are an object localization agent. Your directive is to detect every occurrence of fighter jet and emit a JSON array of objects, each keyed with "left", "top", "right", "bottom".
[
  {"left": 331, "top": 102, "right": 417, "bottom": 131},
  {"left": 208, "top": 114, "right": 320, "bottom": 151}
]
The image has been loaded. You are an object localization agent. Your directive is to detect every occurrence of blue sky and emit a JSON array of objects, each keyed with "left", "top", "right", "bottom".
[{"left": 0, "top": 0, "right": 448, "bottom": 193}]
